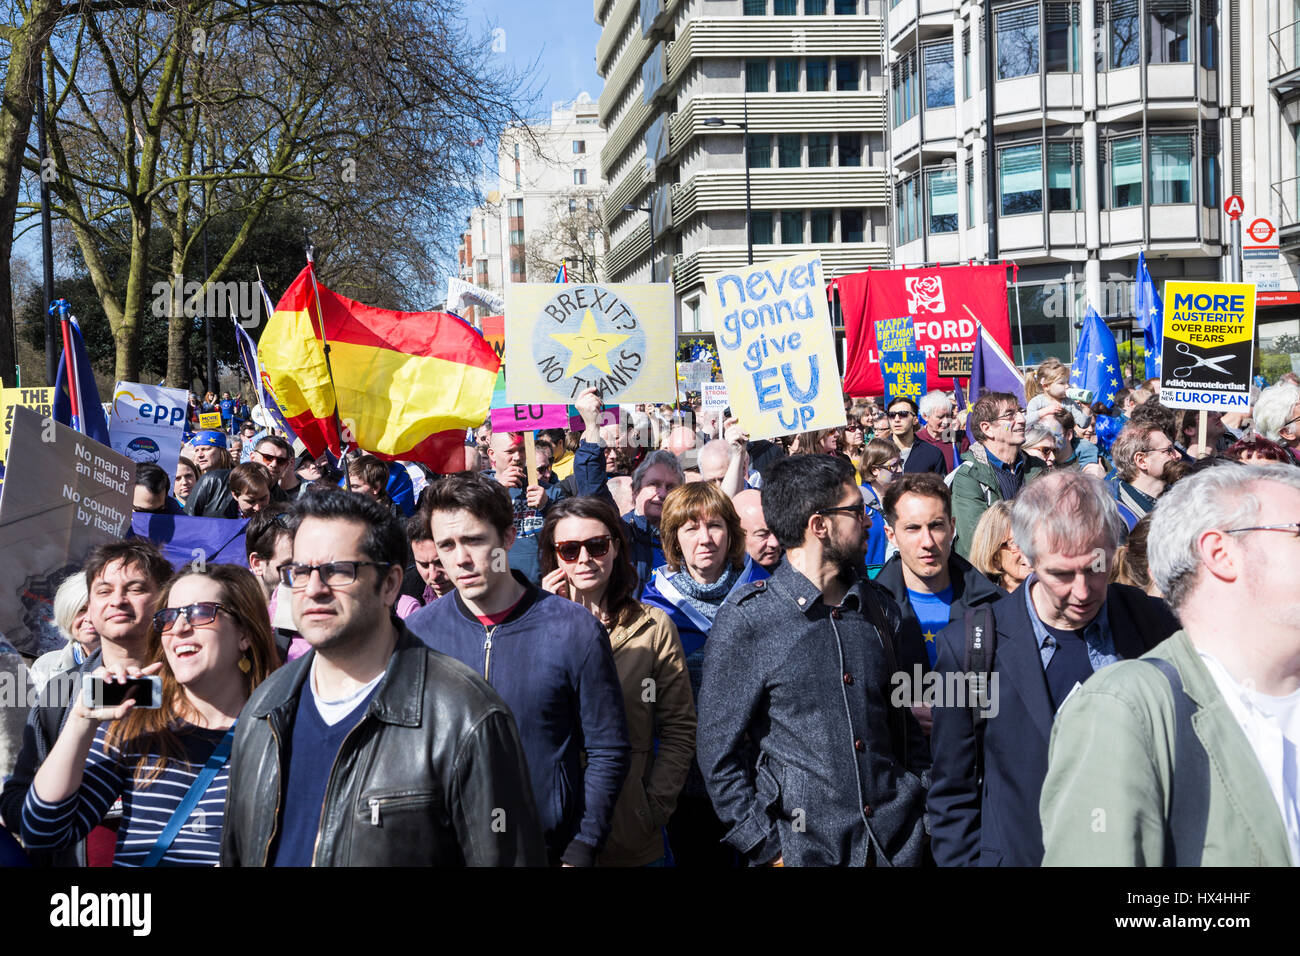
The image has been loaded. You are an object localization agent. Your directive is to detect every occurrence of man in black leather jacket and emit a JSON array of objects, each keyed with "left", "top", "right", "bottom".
[{"left": 219, "top": 487, "right": 545, "bottom": 866}]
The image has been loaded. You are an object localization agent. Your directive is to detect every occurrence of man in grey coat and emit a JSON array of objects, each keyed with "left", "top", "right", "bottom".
[{"left": 697, "top": 454, "right": 929, "bottom": 866}]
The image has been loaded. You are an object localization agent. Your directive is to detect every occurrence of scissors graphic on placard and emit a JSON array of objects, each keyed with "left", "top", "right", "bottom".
[{"left": 1172, "top": 341, "right": 1236, "bottom": 378}]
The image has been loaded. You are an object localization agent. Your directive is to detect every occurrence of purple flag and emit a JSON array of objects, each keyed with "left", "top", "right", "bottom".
[{"left": 966, "top": 323, "right": 1026, "bottom": 443}]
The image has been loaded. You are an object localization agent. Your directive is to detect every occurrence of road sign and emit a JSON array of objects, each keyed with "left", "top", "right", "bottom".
[
  {"left": 1224, "top": 195, "right": 1245, "bottom": 220},
  {"left": 1159, "top": 280, "right": 1255, "bottom": 411},
  {"left": 1246, "top": 217, "right": 1276, "bottom": 243}
]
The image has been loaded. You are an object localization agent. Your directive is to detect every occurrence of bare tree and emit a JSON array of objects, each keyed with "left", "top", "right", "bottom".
[{"left": 523, "top": 191, "right": 607, "bottom": 283}]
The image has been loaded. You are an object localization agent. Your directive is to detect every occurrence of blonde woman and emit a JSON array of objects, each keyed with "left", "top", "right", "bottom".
[{"left": 967, "top": 501, "right": 1031, "bottom": 592}]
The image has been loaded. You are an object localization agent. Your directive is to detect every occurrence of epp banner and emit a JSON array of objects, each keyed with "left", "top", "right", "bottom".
[
  {"left": 0, "top": 387, "right": 54, "bottom": 465},
  {"left": 504, "top": 283, "right": 675, "bottom": 404},
  {"left": 1159, "top": 281, "right": 1255, "bottom": 411},
  {"left": 704, "top": 251, "right": 846, "bottom": 440},
  {"left": 881, "top": 350, "right": 928, "bottom": 403},
  {"left": 109, "top": 381, "right": 188, "bottom": 476},
  {"left": 838, "top": 264, "right": 1013, "bottom": 395},
  {"left": 874, "top": 316, "right": 916, "bottom": 353}
]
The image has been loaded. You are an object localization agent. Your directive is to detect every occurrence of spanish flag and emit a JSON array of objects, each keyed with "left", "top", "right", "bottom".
[{"left": 258, "top": 265, "right": 500, "bottom": 472}]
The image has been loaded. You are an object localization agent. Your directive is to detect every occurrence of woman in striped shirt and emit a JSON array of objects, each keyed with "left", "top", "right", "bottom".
[{"left": 22, "top": 565, "right": 278, "bottom": 866}]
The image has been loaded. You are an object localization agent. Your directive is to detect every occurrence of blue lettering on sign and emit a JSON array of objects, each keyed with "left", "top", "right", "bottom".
[{"left": 752, "top": 368, "right": 781, "bottom": 411}]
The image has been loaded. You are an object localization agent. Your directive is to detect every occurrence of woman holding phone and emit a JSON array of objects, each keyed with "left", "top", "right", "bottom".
[
  {"left": 20, "top": 565, "right": 277, "bottom": 866},
  {"left": 539, "top": 497, "right": 696, "bottom": 867}
]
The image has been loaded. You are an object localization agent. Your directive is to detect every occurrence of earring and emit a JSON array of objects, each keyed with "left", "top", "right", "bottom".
[{"left": 238, "top": 655, "right": 251, "bottom": 674}]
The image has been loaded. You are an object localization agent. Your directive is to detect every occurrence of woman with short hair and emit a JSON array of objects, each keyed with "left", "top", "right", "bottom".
[
  {"left": 172, "top": 456, "right": 199, "bottom": 507},
  {"left": 29, "top": 576, "right": 101, "bottom": 695},
  {"left": 967, "top": 501, "right": 1031, "bottom": 593}
]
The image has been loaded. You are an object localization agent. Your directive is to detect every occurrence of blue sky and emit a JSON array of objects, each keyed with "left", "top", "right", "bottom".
[{"left": 472, "top": 0, "right": 605, "bottom": 118}]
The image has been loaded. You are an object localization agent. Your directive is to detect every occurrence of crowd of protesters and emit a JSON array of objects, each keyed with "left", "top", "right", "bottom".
[{"left": 1, "top": 363, "right": 1299, "bottom": 869}]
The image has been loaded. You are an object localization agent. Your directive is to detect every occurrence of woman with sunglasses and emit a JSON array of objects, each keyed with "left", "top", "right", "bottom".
[
  {"left": 860, "top": 438, "right": 901, "bottom": 567},
  {"left": 538, "top": 497, "right": 696, "bottom": 867},
  {"left": 21, "top": 565, "right": 278, "bottom": 866}
]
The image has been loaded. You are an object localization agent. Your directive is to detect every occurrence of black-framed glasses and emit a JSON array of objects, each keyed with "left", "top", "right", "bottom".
[
  {"left": 1224, "top": 523, "right": 1300, "bottom": 538},
  {"left": 154, "top": 601, "right": 229, "bottom": 633},
  {"left": 816, "top": 504, "right": 868, "bottom": 522},
  {"left": 279, "top": 560, "right": 391, "bottom": 589},
  {"left": 555, "top": 535, "right": 612, "bottom": 562},
  {"left": 994, "top": 407, "right": 1028, "bottom": 422},
  {"left": 1283, "top": 415, "right": 1300, "bottom": 431}
]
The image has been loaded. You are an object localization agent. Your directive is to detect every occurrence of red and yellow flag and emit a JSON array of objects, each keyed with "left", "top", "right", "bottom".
[{"left": 258, "top": 265, "right": 500, "bottom": 472}]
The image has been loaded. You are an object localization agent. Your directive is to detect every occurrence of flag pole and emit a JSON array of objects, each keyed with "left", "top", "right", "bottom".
[
  {"left": 1009, "top": 263, "right": 1026, "bottom": 371},
  {"left": 303, "top": 239, "right": 353, "bottom": 491},
  {"left": 52, "top": 299, "right": 84, "bottom": 434}
]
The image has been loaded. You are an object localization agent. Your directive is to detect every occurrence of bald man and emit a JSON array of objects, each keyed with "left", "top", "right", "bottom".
[
  {"left": 697, "top": 439, "right": 731, "bottom": 485},
  {"left": 665, "top": 425, "right": 699, "bottom": 469},
  {"left": 733, "top": 488, "right": 781, "bottom": 572}
]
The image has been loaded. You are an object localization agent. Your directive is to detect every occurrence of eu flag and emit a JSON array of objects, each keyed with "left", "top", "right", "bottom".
[
  {"left": 1136, "top": 252, "right": 1163, "bottom": 379},
  {"left": 1070, "top": 307, "right": 1123, "bottom": 407}
]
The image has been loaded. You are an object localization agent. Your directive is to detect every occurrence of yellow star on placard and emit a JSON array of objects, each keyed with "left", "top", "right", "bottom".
[{"left": 549, "top": 310, "right": 630, "bottom": 377}]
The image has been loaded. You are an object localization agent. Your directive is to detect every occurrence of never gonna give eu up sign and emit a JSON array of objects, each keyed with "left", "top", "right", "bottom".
[{"left": 705, "top": 252, "right": 845, "bottom": 441}]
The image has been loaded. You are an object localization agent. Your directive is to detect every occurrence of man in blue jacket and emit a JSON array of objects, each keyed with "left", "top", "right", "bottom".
[{"left": 406, "top": 474, "right": 630, "bottom": 867}]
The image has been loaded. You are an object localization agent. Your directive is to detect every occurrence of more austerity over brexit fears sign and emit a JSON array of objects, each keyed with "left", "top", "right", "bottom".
[
  {"left": 504, "top": 283, "right": 675, "bottom": 404},
  {"left": 705, "top": 251, "right": 845, "bottom": 440},
  {"left": 1159, "top": 280, "right": 1255, "bottom": 410}
]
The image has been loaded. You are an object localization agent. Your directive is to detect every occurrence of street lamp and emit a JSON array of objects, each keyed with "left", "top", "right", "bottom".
[
  {"left": 703, "top": 98, "right": 754, "bottom": 266},
  {"left": 623, "top": 203, "right": 656, "bottom": 282}
]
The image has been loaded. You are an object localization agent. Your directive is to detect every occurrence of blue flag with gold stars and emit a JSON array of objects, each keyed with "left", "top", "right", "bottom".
[
  {"left": 1070, "top": 307, "right": 1122, "bottom": 407},
  {"left": 1136, "top": 252, "right": 1163, "bottom": 380}
]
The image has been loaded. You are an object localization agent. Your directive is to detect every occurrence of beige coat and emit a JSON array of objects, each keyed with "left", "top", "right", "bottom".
[{"left": 597, "top": 604, "right": 697, "bottom": 867}]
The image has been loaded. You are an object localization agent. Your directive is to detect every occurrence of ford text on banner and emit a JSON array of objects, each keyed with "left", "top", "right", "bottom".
[
  {"left": 705, "top": 251, "right": 846, "bottom": 441},
  {"left": 882, "top": 350, "right": 928, "bottom": 403},
  {"left": 839, "top": 264, "right": 1014, "bottom": 395},
  {"left": 109, "top": 382, "right": 188, "bottom": 475},
  {"left": 0, "top": 407, "right": 134, "bottom": 655},
  {"left": 504, "top": 283, "right": 675, "bottom": 404},
  {"left": 1159, "top": 280, "right": 1255, "bottom": 410}
]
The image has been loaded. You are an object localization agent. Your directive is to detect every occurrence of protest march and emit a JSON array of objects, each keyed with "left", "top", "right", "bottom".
[{"left": 0, "top": 247, "right": 1296, "bottom": 892}]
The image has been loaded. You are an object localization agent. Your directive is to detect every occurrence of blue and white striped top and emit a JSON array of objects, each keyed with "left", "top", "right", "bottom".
[{"left": 21, "top": 722, "right": 231, "bottom": 867}]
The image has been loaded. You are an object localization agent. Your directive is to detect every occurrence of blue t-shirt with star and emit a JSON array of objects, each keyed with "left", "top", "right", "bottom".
[{"left": 907, "top": 584, "right": 954, "bottom": 669}]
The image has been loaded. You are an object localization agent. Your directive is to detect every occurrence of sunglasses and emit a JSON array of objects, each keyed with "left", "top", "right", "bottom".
[
  {"left": 887, "top": 411, "right": 913, "bottom": 419},
  {"left": 555, "top": 535, "right": 612, "bottom": 562},
  {"left": 154, "top": 601, "right": 229, "bottom": 633}
]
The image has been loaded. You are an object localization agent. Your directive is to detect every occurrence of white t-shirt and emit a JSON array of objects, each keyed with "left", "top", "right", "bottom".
[
  {"left": 1199, "top": 650, "right": 1300, "bottom": 865},
  {"left": 309, "top": 655, "right": 385, "bottom": 726}
]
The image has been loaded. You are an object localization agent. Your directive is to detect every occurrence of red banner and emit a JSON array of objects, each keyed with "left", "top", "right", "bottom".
[{"left": 837, "top": 264, "right": 1015, "bottom": 396}]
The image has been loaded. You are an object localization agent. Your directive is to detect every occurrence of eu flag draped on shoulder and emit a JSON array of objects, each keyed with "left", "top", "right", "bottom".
[
  {"left": 51, "top": 300, "right": 110, "bottom": 445},
  {"left": 257, "top": 262, "right": 500, "bottom": 474},
  {"left": 1136, "top": 252, "right": 1164, "bottom": 379}
]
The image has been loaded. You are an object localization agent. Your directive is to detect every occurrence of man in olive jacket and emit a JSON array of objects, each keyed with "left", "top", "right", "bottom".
[
  {"left": 949, "top": 391, "right": 1048, "bottom": 560},
  {"left": 1041, "top": 464, "right": 1299, "bottom": 866}
]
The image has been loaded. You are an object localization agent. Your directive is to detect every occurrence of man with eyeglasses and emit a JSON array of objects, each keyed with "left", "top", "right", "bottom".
[
  {"left": 886, "top": 396, "right": 947, "bottom": 477},
  {"left": 220, "top": 486, "right": 546, "bottom": 867},
  {"left": 1042, "top": 464, "right": 1300, "bottom": 865},
  {"left": 949, "top": 392, "right": 1048, "bottom": 560},
  {"left": 697, "top": 454, "right": 928, "bottom": 866},
  {"left": 1107, "top": 423, "right": 1178, "bottom": 530},
  {"left": 406, "top": 473, "right": 629, "bottom": 867}
]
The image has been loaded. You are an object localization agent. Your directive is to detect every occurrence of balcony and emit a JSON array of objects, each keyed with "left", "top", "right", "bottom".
[
  {"left": 1269, "top": 19, "right": 1300, "bottom": 100},
  {"left": 1272, "top": 176, "right": 1300, "bottom": 253},
  {"left": 670, "top": 243, "right": 891, "bottom": 290}
]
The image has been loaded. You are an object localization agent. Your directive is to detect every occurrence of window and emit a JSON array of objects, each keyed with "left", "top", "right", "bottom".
[
  {"left": 896, "top": 177, "right": 922, "bottom": 244},
  {"left": 926, "top": 167, "right": 959, "bottom": 233},
  {"left": 513, "top": 143, "right": 520, "bottom": 159},
  {"left": 568, "top": 199, "right": 577, "bottom": 213},
  {"left": 514, "top": 170, "right": 521, "bottom": 188},
  {"left": 996, "top": 5, "right": 1040, "bottom": 79},
  {"left": 508, "top": 198, "right": 523, "bottom": 217},
  {"left": 1201, "top": 10, "right": 1216, "bottom": 70},
  {"left": 775, "top": 0, "right": 796, "bottom": 12},
  {"left": 808, "top": 133, "right": 832, "bottom": 166},
  {"left": 573, "top": 169, "right": 587, "bottom": 185},
  {"left": 1149, "top": 133, "right": 1193, "bottom": 203},
  {"left": 842, "top": 209, "right": 865, "bottom": 243},
  {"left": 746, "top": 60, "right": 769, "bottom": 93},
  {"left": 807, "top": 59, "right": 830, "bottom": 91},
  {"left": 1148, "top": 4, "right": 1190, "bottom": 63},
  {"left": 1201, "top": 127, "right": 1219, "bottom": 207},
  {"left": 776, "top": 59, "right": 800, "bottom": 91},
  {"left": 748, "top": 134, "right": 772, "bottom": 167},
  {"left": 781, "top": 210, "right": 804, "bottom": 243},
  {"left": 573, "top": 140, "right": 586, "bottom": 154},
  {"left": 891, "top": 51, "right": 919, "bottom": 126},
  {"left": 587, "top": 198, "right": 595, "bottom": 211},
  {"left": 962, "top": 30, "right": 972, "bottom": 99},
  {"left": 744, "top": 0, "right": 766, "bottom": 13},
  {"left": 835, "top": 0, "right": 857, "bottom": 11},
  {"left": 1045, "top": 3, "right": 1080, "bottom": 72},
  {"left": 999, "top": 143, "right": 1043, "bottom": 215},
  {"left": 966, "top": 158, "right": 977, "bottom": 226},
  {"left": 838, "top": 133, "right": 862, "bottom": 166},
  {"left": 1110, "top": 0, "right": 1140, "bottom": 68},
  {"left": 805, "top": 0, "right": 827, "bottom": 11},
  {"left": 1110, "top": 136, "right": 1143, "bottom": 207},
  {"left": 1047, "top": 142, "right": 1081, "bottom": 210},
  {"left": 588, "top": 227, "right": 597, "bottom": 239},
  {"left": 509, "top": 228, "right": 525, "bottom": 245},
  {"left": 836, "top": 59, "right": 859, "bottom": 91},
  {"left": 752, "top": 211, "right": 775, "bottom": 244},
  {"left": 923, "top": 42, "right": 955, "bottom": 108},
  {"left": 811, "top": 210, "right": 833, "bottom": 243},
  {"left": 779, "top": 133, "right": 802, "bottom": 167}
]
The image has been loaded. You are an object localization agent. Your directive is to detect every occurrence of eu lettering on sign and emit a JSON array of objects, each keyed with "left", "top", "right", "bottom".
[{"left": 705, "top": 252, "right": 845, "bottom": 440}]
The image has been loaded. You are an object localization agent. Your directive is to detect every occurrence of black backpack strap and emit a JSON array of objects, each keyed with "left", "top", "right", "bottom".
[
  {"left": 962, "top": 605, "right": 996, "bottom": 787},
  {"left": 1144, "top": 658, "right": 1210, "bottom": 867},
  {"left": 861, "top": 584, "right": 907, "bottom": 765}
]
